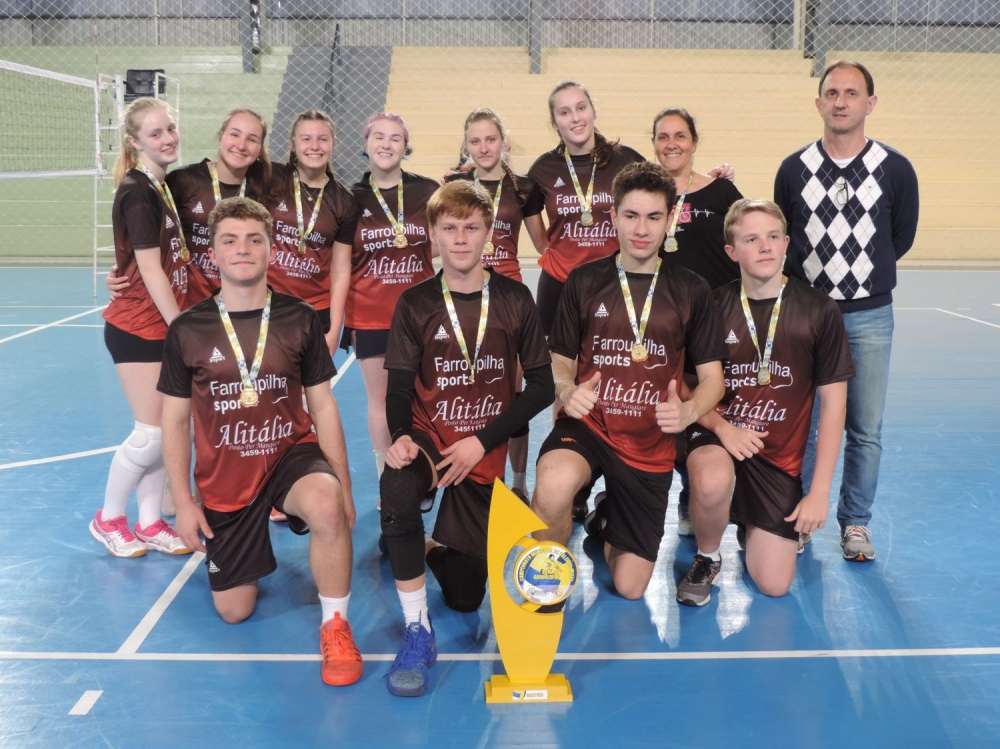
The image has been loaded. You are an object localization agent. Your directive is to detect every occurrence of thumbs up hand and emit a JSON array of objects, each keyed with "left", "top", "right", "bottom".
[
  {"left": 655, "top": 379, "right": 693, "bottom": 434},
  {"left": 560, "top": 370, "right": 602, "bottom": 420}
]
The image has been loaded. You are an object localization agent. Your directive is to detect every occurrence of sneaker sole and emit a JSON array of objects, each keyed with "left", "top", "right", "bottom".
[
  {"left": 843, "top": 551, "right": 876, "bottom": 562},
  {"left": 89, "top": 521, "right": 147, "bottom": 558},
  {"left": 142, "top": 542, "right": 193, "bottom": 555},
  {"left": 676, "top": 592, "right": 712, "bottom": 607}
]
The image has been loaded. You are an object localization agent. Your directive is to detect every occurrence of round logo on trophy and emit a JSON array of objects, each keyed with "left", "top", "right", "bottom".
[{"left": 513, "top": 542, "right": 578, "bottom": 606}]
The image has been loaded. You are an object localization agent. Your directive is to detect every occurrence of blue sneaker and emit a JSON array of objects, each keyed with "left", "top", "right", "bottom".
[{"left": 386, "top": 619, "right": 437, "bottom": 697}]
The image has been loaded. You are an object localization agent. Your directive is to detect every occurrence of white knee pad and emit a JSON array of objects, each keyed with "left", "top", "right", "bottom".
[{"left": 115, "top": 421, "right": 163, "bottom": 474}]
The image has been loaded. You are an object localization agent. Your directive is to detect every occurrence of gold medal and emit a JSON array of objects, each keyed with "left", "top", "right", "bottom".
[
  {"left": 664, "top": 237, "right": 679, "bottom": 253},
  {"left": 393, "top": 232, "right": 409, "bottom": 249},
  {"left": 240, "top": 387, "right": 259, "bottom": 407},
  {"left": 297, "top": 242, "right": 307, "bottom": 256},
  {"left": 483, "top": 241, "right": 495, "bottom": 256},
  {"left": 217, "top": 290, "right": 271, "bottom": 415},
  {"left": 631, "top": 342, "right": 648, "bottom": 362},
  {"left": 179, "top": 248, "right": 190, "bottom": 262},
  {"left": 757, "top": 369, "right": 771, "bottom": 386},
  {"left": 581, "top": 210, "right": 594, "bottom": 227}
]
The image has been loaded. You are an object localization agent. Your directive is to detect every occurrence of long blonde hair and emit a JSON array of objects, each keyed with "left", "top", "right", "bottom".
[{"left": 113, "top": 97, "right": 174, "bottom": 187}]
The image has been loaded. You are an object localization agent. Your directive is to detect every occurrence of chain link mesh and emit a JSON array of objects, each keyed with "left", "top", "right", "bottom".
[{"left": 1, "top": 1, "right": 998, "bottom": 263}]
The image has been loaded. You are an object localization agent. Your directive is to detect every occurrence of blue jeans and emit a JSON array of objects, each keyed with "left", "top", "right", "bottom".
[{"left": 801, "top": 305, "right": 894, "bottom": 529}]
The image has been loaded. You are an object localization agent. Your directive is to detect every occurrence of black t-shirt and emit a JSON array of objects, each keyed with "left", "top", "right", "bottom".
[
  {"left": 385, "top": 269, "right": 550, "bottom": 484},
  {"left": 662, "top": 178, "right": 743, "bottom": 290},
  {"left": 549, "top": 251, "right": 725, "bottom": 472},
  {"left": 158, "top": 290, "right": 336, "bottom": 511}
]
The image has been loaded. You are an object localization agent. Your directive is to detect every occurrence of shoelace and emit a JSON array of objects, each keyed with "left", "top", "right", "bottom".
[
  {"left": 393, "top": 625, "right": 430, "bottom": 667},
  {"left": 844, "top": 526, "right": 870, "bottom": 542},
  {"left": 690, "top": 556, "right": 717, "bottom": 583},
  {"left": 322, "top": 622, "right": 359, "bottom": 657},
  {"left": 106, "top": 515, "right": 136, "bottom": 540}
]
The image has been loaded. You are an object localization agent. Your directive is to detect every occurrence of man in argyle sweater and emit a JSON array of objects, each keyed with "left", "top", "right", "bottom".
[{"left": 774, "top": 59, "right": 918, "bottom": 563}]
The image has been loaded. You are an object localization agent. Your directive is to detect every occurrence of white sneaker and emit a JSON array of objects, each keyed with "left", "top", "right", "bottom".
[
  {"left": 134, "top": 519, "right": 193, "bottom": 555},
  {"left": 89, "top": 511, "right": 147, "bottom": 558}
]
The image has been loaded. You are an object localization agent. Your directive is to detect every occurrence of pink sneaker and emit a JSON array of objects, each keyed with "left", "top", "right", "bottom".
[
  {"left": 89, "top": 511, "right": 147, "bottom": 558},
  {"left": 134, "top": 519, "right": 193, "bottom": 555}
]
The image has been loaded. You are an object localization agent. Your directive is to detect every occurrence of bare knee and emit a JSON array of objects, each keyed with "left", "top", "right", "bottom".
[
  {"left": 607, "top": 549, "right": 653, "bottom": 600},
  {"left": 612, "top": 574, "right": 648, "bottom": 600},
  {"left": 752, "top": 574, "right": 793, "bottom": 598},
  {"left": 213, "top": 586, "right": 257, "bottom": 624},
  {"left": 532, "top": 453, "right": 587, "bottom": 522},
  {"left": 288, "top": 479, "right": 348, "bottom": 535}
]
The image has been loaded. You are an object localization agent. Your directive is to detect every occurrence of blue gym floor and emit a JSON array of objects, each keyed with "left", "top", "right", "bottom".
[{"left": 1, "top": 267, "right": 999, "bottom": 748}]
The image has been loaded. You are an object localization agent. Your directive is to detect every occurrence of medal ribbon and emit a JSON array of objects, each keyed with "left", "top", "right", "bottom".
[
  {"left": 208, "top": 160, "right": 247, "bottom": 203},
  {"left": 293, "top": 170, "right": 328, "bottom": 254},
  {"left": 740, "top": 275, "right": 787, "bottom": 381},
  {"left": 563, "top": 150, "right": 596, "bottom": 220},
  {"left": 474, "top": 171, "right": 503, "bottom": 247},
  {"left": 138, "top": 165, "right": 188, "bottom": 258},
  {"left": 616, "top": 253, "right": 662, "bottom": 351},
  {"left": 440, "top": 271, "right": 490, "bottom": 385},
  {"left": 370, "top": 175, "right": 406, "bottom": 239},
  {"left": 666, "top": 171, "right": 695, "bottom": 244},
  {"left": 216, "top": 290, "right": 271, "bottom": 399}
]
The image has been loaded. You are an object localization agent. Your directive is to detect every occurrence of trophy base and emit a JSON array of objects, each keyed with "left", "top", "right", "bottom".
[{"left": 484, "top": 674, "right": 573, "bottom": 703}]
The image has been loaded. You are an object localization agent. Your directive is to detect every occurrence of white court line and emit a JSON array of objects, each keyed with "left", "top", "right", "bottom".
[
  {"left": 934, "top": 308, "right": 1000, "bottom": 330},
  {"left": 5, "top": 646, "right": 1000, "bottom": 664},
  {"left": 0, "top": 446, "right": 117, "bottom": 471},
  {"left": 0, "top": 306, "right": 105, "bottom": 344},
  {"left": 116, "top": 553, "right": 205, "bottom": 655},
  {"left": 68, "top": 690, "right": 103, "bottom": 715},
  {"left": 330, "top": 352, "right": 356, "bottom": 388}
]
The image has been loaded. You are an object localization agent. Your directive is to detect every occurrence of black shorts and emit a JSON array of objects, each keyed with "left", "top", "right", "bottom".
[
  {"left": 104, "top": 322, "right": 164, "bottom": 364},
  {"left": 538, "top": 418, "right": 673, "bottom": 562},
  {"left": 686, "top": 427, "right": 802, "bottom": 541},
  {"left": 409, "top": 430, "right": 494, "bottom": 561},
  {"left": 535, "top": 270, "right": 564, "bottom": 337},
  {"left": 316, "top": 307, "right": 331, "bottom": 334},
  {"left": 340, "top": 327, "right": 391, "bottom": 359},
  {"left": 202, "top": 441, "right": 336, "bottom": 591}
]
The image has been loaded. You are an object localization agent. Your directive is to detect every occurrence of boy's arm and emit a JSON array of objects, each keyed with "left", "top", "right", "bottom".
[
  {"left": 162, "top": 394, "right": 212, "bottom": 552},
  {"left": 305, "top": 384, "right": 355, "bottom": 530},
  {"left": 785, "top": 380, "right": 847, "bottom": 534},
  {"left": 552, "top": 352, "right": 602, "bottom": 418}
]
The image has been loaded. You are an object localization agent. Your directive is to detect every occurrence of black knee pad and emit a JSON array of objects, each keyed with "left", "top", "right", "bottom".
[{"left": 380, "top": 462, "right": 434, "bottom": 581}]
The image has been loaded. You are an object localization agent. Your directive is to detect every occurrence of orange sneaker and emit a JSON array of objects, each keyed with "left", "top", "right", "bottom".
[
  {"left": 320, "top": 613, "right": 363, "bottom": 686},
  {"left": 270, "top": 507, "right": 287, "bottom": 523}
]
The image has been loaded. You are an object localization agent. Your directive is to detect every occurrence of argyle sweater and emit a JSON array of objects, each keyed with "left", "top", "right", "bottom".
[{"left": 775, "top": 139, "right": 919, "bottom": 313}]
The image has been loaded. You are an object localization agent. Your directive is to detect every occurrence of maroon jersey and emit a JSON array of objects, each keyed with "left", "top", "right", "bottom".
[
  {"left": 712, "top": 277, "right": 854, "bottom": 475},
  {"left": 267, "top": 163, "right": 358, "bottom": 311},
  {"left": 346, "top": 171, "right": 438, "bottom": 330},
  {"left": 527, "top": 145, "right": 644, "bottom": 282},
  {"left": 443, "top": 171, "right": 544, "bottom": 282},
  {"left": 103, "top": 169, "right": 188, "bottom": 340},
  {"left": 661, "top": 178, "right": 743, "bottom": 290},
  {"left": 168, "top": 159, "right": 262, "bottom": 307},
  {"left": 385, "top": 270, "right": 550, "bottom": 484},
  {"left": 549, "top": 252, "right": 725, "bottom": 472},
  {"left": 157, "top": 291, "right": 336, "bottom": 512}
]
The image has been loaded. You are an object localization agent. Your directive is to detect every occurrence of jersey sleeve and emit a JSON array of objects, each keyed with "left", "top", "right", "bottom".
[
  {"left": 121, "top": 179, "right": 163, "bottom": 250},
  {"left": 332, "top": 184, "right": 360, "bottom": 245},
  {"left": 684, "top": 277, "right": 727, "bottom": 366},
  {"left": 157, "top": 319, "right": 193, "bottom": 398},
  {"left": 384, "top": 292, "right": 424, "bottom": 374},
  {"left": 514, "top": 284, "right": 551, "bottom": 371},
  {"left": 520, "top": 178, "right": 544, "bottom": 218},
  {"left": 547, "top": 271, "right": 584, "bottom": 361},
  {"left": 721, "top": 178, "right": 744, "bottom": 205},
  {"left": 812, "top": 298, "right": 855, "bottom": 386},
  {"left": 301, "top": 308, "right": 338, "bottom": 387}
]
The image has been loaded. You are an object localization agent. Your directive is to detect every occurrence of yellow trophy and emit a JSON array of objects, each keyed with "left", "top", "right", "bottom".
[{"left": 485, "top": 479, "right": 577, "bottom": 703}]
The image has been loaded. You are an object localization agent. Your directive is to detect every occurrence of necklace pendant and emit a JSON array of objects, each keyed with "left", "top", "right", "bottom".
[
  {"left": 482, "top": 241, "right": 494, "bottom": 256},
  {"left": 631, "top": 342, "right": 649, "bottom": 362},
  {"left": 393, "top": 233, "right": 409, "bottom": 248},
  {"left": 757, "top": 368, "right": 771, "bottom": 386},
  {"left": 240, "top": 387, "right": 259, "bottom": 407},
  {"left": 664, "top": 237, "right": 679, "bottom": 253},
  {"left": 580, "top": 210, "right": 594, "bottom": 227}
]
